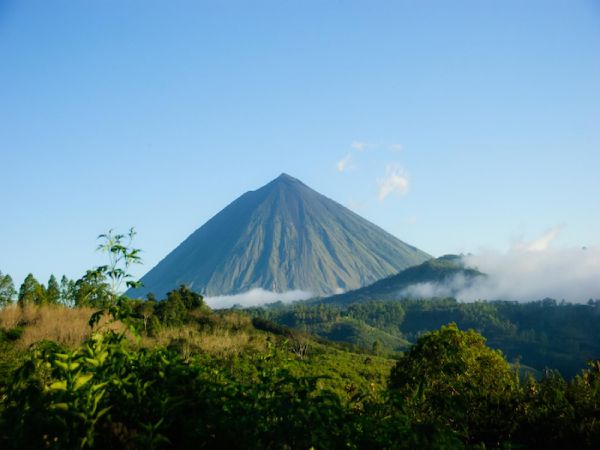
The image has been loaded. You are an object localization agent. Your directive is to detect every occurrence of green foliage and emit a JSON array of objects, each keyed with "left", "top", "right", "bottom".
[
  {"left": 0, "top": 271, "right": 16, "bottom": 307},
  {"left": 251, "top": 301, "right": 410, "bottom": 352},
  {"left": 390, "top": 324, "right": 521, "bottom": 446},
  {"left": 2, "top": 233, "right": 599, "bottom": 449},
  {"left": 72, "top": 269, "right": 111, "bottom": 308},
  {"left": 2, "top": 330, "right": 169, "bottom": 449},
  {"left": 2, "top": 306, "right": 600, "bottom": 449},
  {"left": 0, "top": 325, "right": 392, "bottom": 449},
  {"left": 97, "top": 228, "right": 142, "bottom": 295},
  {"left": 347, "top": 300, "right": 406, "bottom": 331},
  {"left": 59, "top": 275, "right": 76, "bottom": 307},
  {"left": 515, "top": 362, "right": 600, "bottom": 449},
  {"left": 46, "top": 275, "right": 60, "bottom": 305},
  {"left": 155, "top": 292, "right": 187, "bottom": 326},
  {"left": 136, "top": 298, "right": 156, "bottom": 333},
  {"left": 165, "top": 284, "right": 206, "bottom": 311},
  {"left": 256, "top": 297, "right": 600, "bottom": 378},
  {"left": 18, "top": 273, "right": 46, "bottom": 306}
]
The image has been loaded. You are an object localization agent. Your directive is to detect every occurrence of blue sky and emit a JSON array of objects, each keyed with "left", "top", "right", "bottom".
[{"left": 1, "top": 0, "right": 599, "bottom": 287}]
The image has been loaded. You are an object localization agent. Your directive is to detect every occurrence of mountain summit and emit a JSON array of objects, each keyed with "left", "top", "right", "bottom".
[{"left": 129, "top": 174, "right": 431, "bottom": 299}]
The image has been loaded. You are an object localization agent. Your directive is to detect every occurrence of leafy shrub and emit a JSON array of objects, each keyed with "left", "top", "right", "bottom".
[{"left": 389, "top": 323, "right": 521, "bottom": 446}]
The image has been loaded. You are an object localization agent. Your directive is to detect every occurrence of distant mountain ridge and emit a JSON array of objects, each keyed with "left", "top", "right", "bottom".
[
  {"left": 316, "top": 255, "right": 484, "bottom": 305},
  {"left": 128, "top": 173, "right": 431, "bottom": 298}
]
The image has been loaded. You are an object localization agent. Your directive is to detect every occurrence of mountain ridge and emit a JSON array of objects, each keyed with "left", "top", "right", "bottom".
[{"left": 315, "top": 255, "right": 484, "bottom": 305}]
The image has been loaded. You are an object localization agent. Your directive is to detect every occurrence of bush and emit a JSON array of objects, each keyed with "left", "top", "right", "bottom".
[{"left": 389, "top": 323, "right": 521, "bottom": 446}]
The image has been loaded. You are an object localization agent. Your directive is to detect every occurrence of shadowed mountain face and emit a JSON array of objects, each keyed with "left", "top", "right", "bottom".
[{"left": 129, "top": 174, "right": 431, "bottom": 299}]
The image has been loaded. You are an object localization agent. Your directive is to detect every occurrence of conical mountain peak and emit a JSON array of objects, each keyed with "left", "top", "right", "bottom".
[
  {"left": 275, "top": 172, "right": 296, "bottom": 182},
  {"left": 268, "top": 173, "right": 306, "bottom": 189},
  {"left": 129, "top": 175, "right": 431, "bottom": 299}
]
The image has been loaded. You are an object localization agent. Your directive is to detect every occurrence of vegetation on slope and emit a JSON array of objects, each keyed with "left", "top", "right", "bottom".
[
  {"left": 318, "top": 255, "right": 483, "bottom": 305},
  {"left": 255, "top": 297, "right": 600, "bottom": 378},
  {"left": 1, "top": 230, "right": 599, "bottom": 449},
  {"left": 2, "top": 299, "right": 600, "bottom": 449}
]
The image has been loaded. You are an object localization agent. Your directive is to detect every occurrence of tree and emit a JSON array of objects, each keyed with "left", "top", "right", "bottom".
[
  {"left": 0, "top": 271, "right": 16, "bottom": 307},
  {"left": 59, "top": 275, "right": 76, "bottom": 307},
  {"left": 46, "top": 275, "right": 60, "bottom": 305},
  {"left": 137, "top": 298, "right": 156, "bottom": 333},
  {"left": 18, "top": 274, "right": 46, "bottom": 306},
  {"left": 156, "top": 294, "right": 187, "bottom": 326},
  {"left": 166, "top": 284, "right": 205, "bottom": 311},
  {"left": 72, "top": 268, "right": 110, "bottom": 307},
  {"left": 389, "top": 323, "right": 521, "bottom": 446},
  {"left": 372, "top": 339, "right": 383, "bottom": 356}
]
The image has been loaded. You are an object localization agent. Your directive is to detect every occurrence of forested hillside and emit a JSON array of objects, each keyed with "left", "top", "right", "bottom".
[
  {"left": 318, "top": 255, "right": 483, "bottom": 305},
  {"left": 252, "top": 297, "right": 600, "bottom": 378}
]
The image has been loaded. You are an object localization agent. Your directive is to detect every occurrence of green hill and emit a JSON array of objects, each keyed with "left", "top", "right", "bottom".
[{"left": 318, "top": 254, "right": 483, "bottom": 305}]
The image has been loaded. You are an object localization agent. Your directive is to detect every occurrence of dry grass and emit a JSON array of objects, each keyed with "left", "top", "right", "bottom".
[
  {"left": 0, "top": 305, "right": 266, "bottom": 357},
  {"left": 0, "top": 304, "right": 124, "bottom": 348},
  {"left": 146, "top": 323, "right": 268, "bottom": 359}
]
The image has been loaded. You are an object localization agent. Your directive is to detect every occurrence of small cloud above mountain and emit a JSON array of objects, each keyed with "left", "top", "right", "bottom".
[
  {"left": 336, "top": 153, "right": 355, "bottom": 172},
  {"left": 378, "top": 164, "right": 409, "bottom": 201},
  {"left": 351, "top": 141, "right": 369, "bottom": 151}
]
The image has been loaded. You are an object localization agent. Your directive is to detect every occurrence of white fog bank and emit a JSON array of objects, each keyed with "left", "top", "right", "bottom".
[
  {"left": 458, "top": 245, "right": 600, "bottom": 303},
  {"left": 205, "top": 288, "right": 313, "bottom": 309},
  {"left": 403, "top": 227, "right": 600, "bottom": 303}
]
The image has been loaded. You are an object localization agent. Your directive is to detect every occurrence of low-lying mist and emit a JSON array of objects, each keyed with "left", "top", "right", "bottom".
[
  {"left": 205, "top": 288, "right": 313, "bottom": 309},
  {"left": 404, "top": 239, "right": 600, "bottom": 303}
]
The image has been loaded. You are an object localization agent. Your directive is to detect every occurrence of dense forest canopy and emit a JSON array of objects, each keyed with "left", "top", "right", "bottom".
[{"left": 249, "top": 297, "right": 600, "bottom": 379}]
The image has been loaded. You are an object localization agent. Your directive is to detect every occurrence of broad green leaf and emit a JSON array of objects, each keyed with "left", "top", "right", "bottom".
[
  {"left": 49, "top": 380, "right": 68, "bottom": 391},
  {"left": 74, "top": 373, "right": 94, "bottom": 390},
  {"left": 54, "top": 360, "right": 69, "bottom": 371},
  {"left": 50, "top": 402, "right": 69, "bottom": 411}
]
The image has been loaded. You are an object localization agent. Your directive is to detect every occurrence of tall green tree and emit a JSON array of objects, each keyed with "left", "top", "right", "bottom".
[
  {"left": 17, "top": 273, "right": 46, "bottom": 306},
  {"left": 46, "top": 275, "right": 60, "bottom": 305},
  {"left": 0, "top": 270, "right": 16, "bottom": 307},
  {"left": 72, "top": 269, "right": 110, "bottom": 307},
  {"left": 59, "top": 275, "right": 75, "bottom": 307}
]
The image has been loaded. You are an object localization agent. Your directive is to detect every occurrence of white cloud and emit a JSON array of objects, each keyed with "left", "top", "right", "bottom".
[
  {"left": 399, "top": 229, "right": 600, "bottom": 303},
  {"left": 522, "top": 227, "right": 562, "bottom": 252},
  {"left": 400, "top": 272, "right": 474, "bottom": 299},
  {"left": 205, "top": 288, "right": 313, "bottom": 309},
  {"left": 336, "top": 153, "right": 355, "bottom": 173},
  {"left": 389, "top": 144, "right": 403, "bottom": 153},
  {"left": 456, "top": 243, "right": 600, "bottom": 303},
  {"left": 377, "top": 164, "right": 409, "bottom": 200},
  {"left": 351, "top": 141, "right": 368, "bottom": 151}
]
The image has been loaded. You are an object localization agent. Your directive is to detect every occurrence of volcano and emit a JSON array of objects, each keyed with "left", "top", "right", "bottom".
[{"left": 128, "top": 173, "right": 430, "bottom": 299}]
